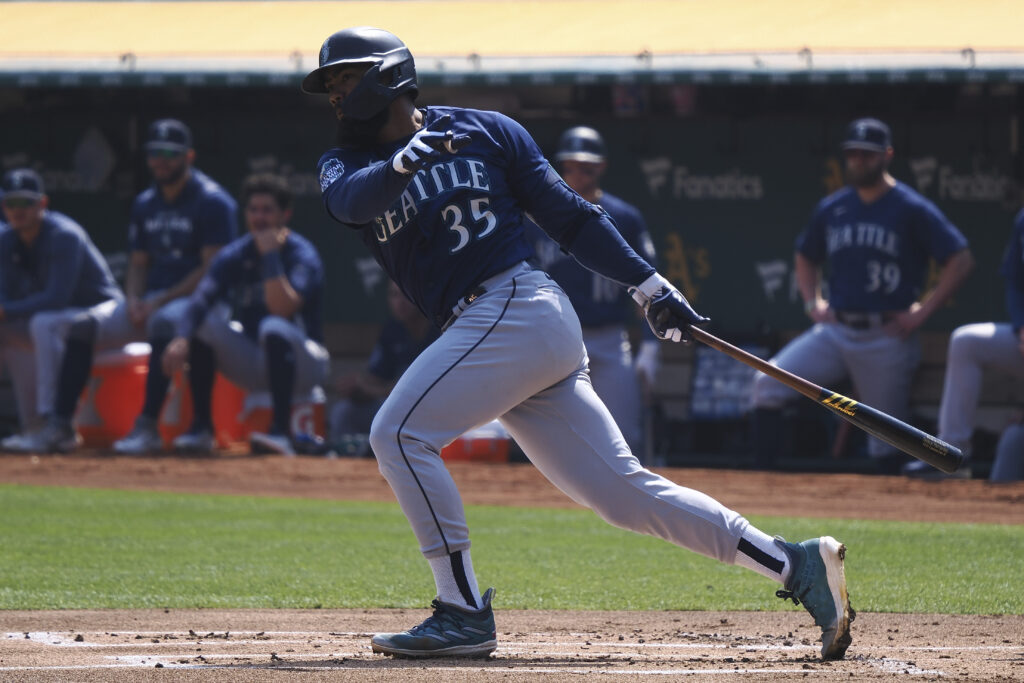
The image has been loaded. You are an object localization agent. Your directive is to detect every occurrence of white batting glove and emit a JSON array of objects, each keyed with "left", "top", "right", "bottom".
[
  {"left": 629, "top": 273, "right": 709, "bottom": 343},
  {"left": 391, "top": 114, "right": 472, "bottom": 175}
]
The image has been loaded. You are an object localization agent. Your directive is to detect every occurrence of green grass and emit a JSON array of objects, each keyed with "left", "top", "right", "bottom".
[{"left": 0, "top": 483, "right": 1020, "bottom": 614}]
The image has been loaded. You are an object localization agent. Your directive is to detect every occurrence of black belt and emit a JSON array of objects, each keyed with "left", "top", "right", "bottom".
[
  {"left": 834, "top": 311, "right": 898, "bottom": 330},
  {"left": 440, "top": 286, "right": 487, "bottom": 331}
]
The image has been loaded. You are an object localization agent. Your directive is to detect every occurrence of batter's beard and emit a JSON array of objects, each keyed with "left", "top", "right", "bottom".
[{"left": 335, "top": 108, "right": 391, "bottom": 149}]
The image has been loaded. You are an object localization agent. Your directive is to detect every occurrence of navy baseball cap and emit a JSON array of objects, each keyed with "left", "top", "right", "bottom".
[
  {"left": 145, "top": 119, "right": 193, "bottom": 153},
  {"left": 1, "top": 168, "right": 45, "bottom": 200},
  {"left": 841, "top": 118, "right": 892, "bottom": 153}
]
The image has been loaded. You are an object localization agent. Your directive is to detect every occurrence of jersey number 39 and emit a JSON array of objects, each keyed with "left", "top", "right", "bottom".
[{"left": 443, "top": 197, "right": 497, "bottom": 253}]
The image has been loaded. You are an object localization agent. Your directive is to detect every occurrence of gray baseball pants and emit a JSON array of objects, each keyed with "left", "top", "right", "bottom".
[
  {"left": 582, "top": 325, "right": 644, "bottom": 457},
  {"left": 938, "top": 322, "right": 1024, "bottom": 454},
  {"left": 752, "top": 322, "right": 920, "bottom": 457},
  {"left": 369, "top": 263, "right": 749, "bottom": 563},
  {"left": 194, "top": 314, "right": 329, "bottom": 395},
  {"left": 0, "top": 320, "right": 38, "bottom": 429}
]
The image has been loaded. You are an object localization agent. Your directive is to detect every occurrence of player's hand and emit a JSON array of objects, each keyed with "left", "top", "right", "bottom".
[
  {"left": 805, "top": 298, "right": 835, "bottom": 324},
  {"left": 629, "top": 273, "right": 709, "bottom": 343},
  {"left": 252, "top": 226, "right": 286, "bottom": 255},
  {"left": 161, "top": 336, "right": 190, "bottom": 378},
  {"left": 128, "top": 297, "right": 154, "bottom": 327},
  {"left": 885, "top": 302, "right": 926, "bottom": 339},
  {"left": 391, "top": 115, "right": 472, "bottom": 175},
  {"left": 1017, "top": 327, "right": 1024, "bottom": 359}
]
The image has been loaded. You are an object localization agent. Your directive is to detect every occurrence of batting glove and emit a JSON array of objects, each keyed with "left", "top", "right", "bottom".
[
  {"left": 629, "top": 273, "right": 709, "bottom": 343},
  {"left": 391, "top": 114, "right": 472, "bottom": 175}
]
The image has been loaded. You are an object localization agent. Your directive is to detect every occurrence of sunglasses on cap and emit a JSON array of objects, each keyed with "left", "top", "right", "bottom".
[
  {"left": 146, "top": 148, "right": 185, "bottom": 160},
  {"left": 2, "top": 196, "right": 39, "bottom": 209}
]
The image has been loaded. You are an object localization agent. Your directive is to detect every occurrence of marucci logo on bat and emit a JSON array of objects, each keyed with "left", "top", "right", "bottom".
[{"left": 821, "top": 393, "right": 858, "bottom": 416}]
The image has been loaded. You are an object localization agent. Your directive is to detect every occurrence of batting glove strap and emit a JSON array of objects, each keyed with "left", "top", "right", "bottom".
[
  {"left": 392, "top": 114, "right": 472, "bottom": 175},
  {"left": 630, "top": 272, "right": 709, "bottom": 343}
]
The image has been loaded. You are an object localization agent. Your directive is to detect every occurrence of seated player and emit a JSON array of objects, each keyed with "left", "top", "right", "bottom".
[{"left": 161, "top": 173, "right": 329, "bottom": 455}]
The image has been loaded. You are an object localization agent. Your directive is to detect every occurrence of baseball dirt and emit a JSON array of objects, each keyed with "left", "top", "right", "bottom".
[{"left": 1, "top": 454, "right": 1022, "bottom": 681}]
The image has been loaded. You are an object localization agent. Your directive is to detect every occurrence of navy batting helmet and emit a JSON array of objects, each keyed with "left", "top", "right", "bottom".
[
  {"left": 554, "top": 127, "right": 607, "bottom": 164},
  {"left": 302, "top": 26, "right": 418, "bottom": 121}
]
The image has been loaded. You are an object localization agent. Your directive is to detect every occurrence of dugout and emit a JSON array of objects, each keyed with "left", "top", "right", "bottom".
[{"left": 1, "top": 1, "right": 1023, "bottom": 465}]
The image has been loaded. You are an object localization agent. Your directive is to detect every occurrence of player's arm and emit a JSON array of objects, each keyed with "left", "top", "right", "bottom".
[
  {"left": 912, "top": 248, "right": 974, "bottom": 320},
  {"left": 1001, "top": 214, "right": 1024, "bottom": 354},
  {"left": 0, "top": 231, "right": 84, "bottom": 319},
  {"left": 261, "top": 250, "right": 304, "bottom": 319},
  {"left": 795, "top": 252, "right": 832, "bottom": 322},
  {"left": 162, "top": 257, "right": 229, "bottom": 377},
  {"left": 320, "top": 115, "right": 471, "bottom": 225},
  {"left": 152, "top": 245, "right": 222, "bottom": 308}
]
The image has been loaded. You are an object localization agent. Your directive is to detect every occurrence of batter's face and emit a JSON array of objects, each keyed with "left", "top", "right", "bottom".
[
  {"left": 146, "top": 148, "right": 193, "bottom": 185},
  {"left": 1, "top": 195, "right": 47, "bottom": 233},
  {"left": 559, "top": 160, "right": 606, "bottom": 196},
  {"left": 843, "top": 148, "right": 891, "bottom": 188},
  {"left": 245, "top": 193, "right": 290, "bottom": 235},
  {"left": 324, "top": 64, "right": 371, "bottom": 120}
]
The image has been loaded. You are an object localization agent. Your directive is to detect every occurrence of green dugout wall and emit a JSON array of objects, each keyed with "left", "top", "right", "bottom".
[{"left": 0, "top": 83, "right": 1019, "bottom": 334}]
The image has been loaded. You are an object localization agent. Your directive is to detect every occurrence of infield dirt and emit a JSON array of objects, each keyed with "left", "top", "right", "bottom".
[{"left": 1, "top": 454, "right": 1022, "bottom": 681}]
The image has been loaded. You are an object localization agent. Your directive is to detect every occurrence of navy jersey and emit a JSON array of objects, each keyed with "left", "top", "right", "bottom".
[
  {"left": 317, "top": 106, "right": 653, "bottom": 328},
  {"left": 128, "top": 168, "right": 238, "bottom": 292},
  {"left": 796, "top": 182, "right": 968, "bottom": 311},
  {"left": 0, "top": 210, "right": 121, "bottom": 319},
  {"left": 1000, "top": 209, "right": 1024, "bottom": 331},
  {"left": 527, "top": 191, "right": 656, "bottom": 327},
  {"left": 181, "top": 231, "right": 325, "bottom": 343},
  {"left": 367, "top": 319, "right": 440, "bottom": 382}
]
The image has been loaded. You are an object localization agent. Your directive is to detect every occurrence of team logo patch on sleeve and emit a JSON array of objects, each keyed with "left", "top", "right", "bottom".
[{"left": 319, "top": 158, "right": 345, "bottom": 192}]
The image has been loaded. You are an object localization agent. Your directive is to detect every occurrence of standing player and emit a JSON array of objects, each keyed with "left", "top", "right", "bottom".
[
  {"left": 161, "top": 173, "right": 329, "bottom": 456},
  {"left": 304, "top": 26, "right": 854, "bottom": 661},
  {"left": 0, "top": 169, "right": 122, "bottom": 451},
  {"left": 751, "top": 118, "right": 974, "bottom": 471},
  {"left": 904, "top": 208, "right": 1024, "bottom": 478},
  {"left": 525, "top": 126, "right": 659, "bottom": 457},
  {"left": 7, "top": 119, "right": 238, "bottom": 454}
]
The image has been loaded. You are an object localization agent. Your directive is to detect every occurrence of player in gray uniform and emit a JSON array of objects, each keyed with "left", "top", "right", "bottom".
[
  {"left": 904, "top": 208, "right": 1024, "bottom": 478},
  {"left": 0, "top": 169, "right": 122, "bottom": 451},
  {"left": 752, "top": 118, "right": 974, "bottom": 472},
  {"left": 8, "top": 120, "right": 238, "bottom": 455},
  {"left": 306, "top": 26, "right": 853, "bottom": 661},
  {"left": 526, "top": 126, "right": 659, "bottom": 458}
]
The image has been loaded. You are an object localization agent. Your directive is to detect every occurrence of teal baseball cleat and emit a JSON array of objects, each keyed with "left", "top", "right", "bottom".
[
  {"left": 775, "top": 536, "right": 854, "bottom": 660},
  {"left": 371, "top": 588, "right": 497, "bottom": 658}
]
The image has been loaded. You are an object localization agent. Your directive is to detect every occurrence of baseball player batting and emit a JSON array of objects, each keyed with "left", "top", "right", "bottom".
[{"left": 305, "top": 26, "right": 853, "bottom": 661}]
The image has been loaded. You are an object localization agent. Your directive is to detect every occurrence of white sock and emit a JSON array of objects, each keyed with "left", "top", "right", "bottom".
[
  {"left": 428, "top": 550, "right": 482, "bottom": 610},
  {"left": 733, "top": 525, "right": 791, "bottom": 585}
]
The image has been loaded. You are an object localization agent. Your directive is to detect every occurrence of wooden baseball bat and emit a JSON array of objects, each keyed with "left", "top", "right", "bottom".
[{"left": 688, "top": 326, "right": 965, "bottom": 473}]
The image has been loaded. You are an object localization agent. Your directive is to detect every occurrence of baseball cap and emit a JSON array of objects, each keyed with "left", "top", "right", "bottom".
[
  {"left": 1, "top": 168, "right": 45, "bottom": 200},
  {"left": 841, "top": 118, "right": 892, "bottom": 153},
  {"left": 554, "top": 126, "right": 607, "bottom": 164},
  {"left": 145, "top": 118, "right": 193, "bottom": 153}
]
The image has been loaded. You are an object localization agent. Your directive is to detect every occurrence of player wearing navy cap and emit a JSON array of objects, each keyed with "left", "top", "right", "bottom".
[
  {"left": 525, "top": 126, "right": 659, "bottom": 457},
  {"left": 161, "top": 173, "right": 329, "bottom": 456},
  {"left": 751, "top": 118, "right": 974, "bottom": 471},
  {"left": 10, "top": 119, "right": 239, "bottom": 454},
  {"left": 306, "top": 26, "right": 854, "bottom": 661},
  {"left": 0, "top": 169, "right": 122, "bottom": 451}
]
